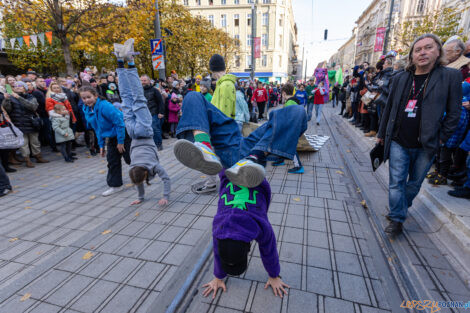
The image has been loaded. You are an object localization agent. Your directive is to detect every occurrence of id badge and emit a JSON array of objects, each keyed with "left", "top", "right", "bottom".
[
  {"left": 407, "top": 112, "right": 416, "bottom": 118},
  {"left": 405, "top": 100, "right": 417, "bottom": 112}
]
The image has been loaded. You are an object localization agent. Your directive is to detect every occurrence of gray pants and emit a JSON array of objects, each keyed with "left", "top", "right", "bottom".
[{"left": 20, "top": 132, "right": 40, "bottom": 157}]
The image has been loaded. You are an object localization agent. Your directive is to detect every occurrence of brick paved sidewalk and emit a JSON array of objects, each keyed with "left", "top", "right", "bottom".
[{"left": 0, "top": 115, "right": 402, "bottom": 313}]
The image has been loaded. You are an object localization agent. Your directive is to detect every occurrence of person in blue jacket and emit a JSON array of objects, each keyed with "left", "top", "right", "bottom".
[
  {"left": 294, "top": 84, "right": 308, "bottom": 106},
  {"left": 80, "top": 85, "right": 131, "bottom": 197}
]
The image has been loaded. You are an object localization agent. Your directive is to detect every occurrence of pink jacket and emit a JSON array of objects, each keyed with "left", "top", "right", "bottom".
[{"left": 168, "top": 100, "right": 180, "bottom": 123}]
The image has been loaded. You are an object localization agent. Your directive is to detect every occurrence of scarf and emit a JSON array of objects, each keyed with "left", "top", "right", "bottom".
[{"left": 51, "top": 92, "right": 67, "bottom": 103}]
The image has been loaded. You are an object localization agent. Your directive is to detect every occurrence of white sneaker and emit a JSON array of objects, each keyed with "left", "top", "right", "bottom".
[
  {"left": 173, "top": 139, "right": 223, "bottom": 175},
  {"left": 225, "top": 158, "right": 266, "bottom": 188},
  {"left": 113, "top": 38, "right": 138, "bottom": 61},
  {"left": 102, "top": 186, "right": 124, "bottom": 197},
  {"left": 347, "top": 117, "right": 354, "bottom": 122}
]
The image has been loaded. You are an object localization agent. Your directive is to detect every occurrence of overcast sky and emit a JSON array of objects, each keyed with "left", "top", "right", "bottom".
[{"left": 292, "top": 0, "right": 372, "bottom": 75}]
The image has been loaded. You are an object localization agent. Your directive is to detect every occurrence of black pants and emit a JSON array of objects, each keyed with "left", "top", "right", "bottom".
[
  {"left": 0, "top": 162, "right": 11, "bottom": 192},
  {"left": 257, "top": 101, "right": 266, "bottom": 119},
  {"left": 452, "top": 147, "right": 468, "bottom": 173},
  {"left": 106, "top": 135, "right": 131, "bottom": 187},
  {"left": 340, "top": 100, "right": 346, "bottom": 115},
  {"left": 58, "top": 141, "right": 72, "bottom": 160},
  {"left": 0, "top": 149, "right": 9, "bottom": 169},
  {"left": 437, "top": 146, "right": 456, "bottom": 177},
  {"left": 369, "top": 111, "right": 378, "bottom": 132}
]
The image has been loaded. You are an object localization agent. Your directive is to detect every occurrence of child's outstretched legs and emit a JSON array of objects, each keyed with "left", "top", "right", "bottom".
[{"left": 116, "top": 68, "right": 153, "bottom": 139}]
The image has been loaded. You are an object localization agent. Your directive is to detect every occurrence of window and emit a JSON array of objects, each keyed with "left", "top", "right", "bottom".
[
  {"left": 416, "top": 0, "right": 425, "bottom": 14},
  {"left": 262, "top": 33, "right": 268, "bottom": 47},
  {"left": 247, "top": 55, "right": 252, "bottom": 68},
  {"left": 278, "top": 55, "right": 282, "bottom": 67},
  {"left": 262, "top": 13, "right": 269, "bottom": 26},
  {"left": 234, "top": 0, "right": 239, "bottom": 3},
  {"left": 221, "top": 14, "right": 227, "bottom": 27},
  {"left": 247, "top": 34, "right": 252, "bottom": 47},
  {"left": 279, "top": 14, "right": 284, "bottom": 27},
  {"left": 279, "top": 34, "right": 283, "bottom": 48},
  {"left": 196, "top": 0, "right": 201, "bottom": 5},
  {"left": 263, "top": 0, "right": 271, "bottom": 3},
  {"left": 234, "top": 14, "right": 239, "bottom": 26},
  {"left": 221, "top": 0, "right": 226, "bottom": 4},
  {"left": 248, "top": 0, "right": 254, "bottom": 3},
  {"left": 209, "top": 0, "right": 213, "bottom": 4},
  {"left": 183, "top": 0, "right": 188, "bottom": 5},
  {"left": 208, "top": 15, "right": 214, "bottom": 26},
  {"left": 234, "top": 34, "right": 240, "bottom": 46},
  {"left": 235, "top": 56, "right": 241, "bottom": 67},
  {"left": 247, "top": 14, "right": 251, "bottom": 26},
  {"left": 262, "top": 55, "right": 267, "bottom": 67}
]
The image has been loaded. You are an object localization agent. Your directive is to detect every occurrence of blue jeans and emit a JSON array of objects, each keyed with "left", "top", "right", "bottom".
[
  {"left": 315, "top": 104, "right": 323, "bottom": 123},
  {"left": 177, "top": 92, "right": 307, "bottom": 168},
  {"left": 152, "top": 115, "right": 163, "bottom": 147},
  {"left": 306, "top": 103, "right": 314, "bottom": 121},
  {"left": 116, "top": 68, "right": 154, "bottom": 139},
  {"left": 388, "top": 141, "right": 435, "bottom": 223},
  {"left": 465, "top": 155, "right": 470, "bottom": 188}
]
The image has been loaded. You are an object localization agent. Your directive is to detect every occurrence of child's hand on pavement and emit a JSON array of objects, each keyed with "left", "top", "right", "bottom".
[
  {"left": 131, "top": 199, "right": 142, "bottom": 205},
  {"left": 158, "top": 198, "right": 168, "bottom": 206},
  {"left": 202, "top": 277, "right": 226, "bottom": 299},
  {"left": 264, "top": 277, "right": 289, "bottom": 298}
]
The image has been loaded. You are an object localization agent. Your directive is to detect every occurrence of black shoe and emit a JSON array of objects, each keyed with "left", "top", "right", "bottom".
[
  {"left": 362, "top": 129, "right": 370, "bottom": 133},
  {"left": 451, "top": 177, "right": 466, "bottom": 187},
  {"left": 162, "top": 133, "right": 170, "bottom": 139},
  {"left": 157, "top": 145, "right": 163, "bottom": 151},
  {"left": 384, "top": 220, "right": 403, "bottom": 236},
  {"left": 70, "top": 156, "right": 78, "bottom": 160},
  {"left": 90, "top": 149, "right": 98, "bottom": 156},
  {"left": 0, "top": 188, "right": 11, "bottom": 197},
  {"left": 52, "top": 147, "right": 59, "bottom": 152},
  {"left": 316, "top": 122, "right": 320, "bottom": 126},
  {"left": 4, "top": 166, "right": 17, "bottom": 173},
  {"left": 65, "top": 158, "right": 74, "bottom": 163},
  {"left": 71, "top": 152, "right": 77, "bottom": 156},
  {"left": 448, "top": 187, "right": 470, "bottom": 199},
  {"left": 447, "top": 170, "right": 466, "bottom": 180}
]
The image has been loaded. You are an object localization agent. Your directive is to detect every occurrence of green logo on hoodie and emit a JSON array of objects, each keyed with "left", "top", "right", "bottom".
[{"left": 221, "top": 182, "right": 258, "bottom": 211}]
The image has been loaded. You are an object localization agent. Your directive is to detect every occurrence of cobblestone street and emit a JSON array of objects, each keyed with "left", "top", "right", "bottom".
[{"left": 0, "top": 107, "right": 469, "bottom": 313}]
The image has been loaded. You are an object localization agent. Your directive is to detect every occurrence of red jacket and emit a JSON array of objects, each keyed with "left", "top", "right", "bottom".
[
  {"left": 252, "top": 88, "right": 268, "bottom": 103},
  {"left": 46, "top": 98, "right": 77, "bottom": 123},
  {"left": 313, "top": 88, "right": 325, "bottom": 105}
]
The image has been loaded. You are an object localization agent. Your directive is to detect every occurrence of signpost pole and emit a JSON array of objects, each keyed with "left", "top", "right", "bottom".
[
  {"left": 250, "top": 0, "right": 258, "bottom": 81},
  {"left": 154, "top": 0, "right": 166, "bottom": 79}
]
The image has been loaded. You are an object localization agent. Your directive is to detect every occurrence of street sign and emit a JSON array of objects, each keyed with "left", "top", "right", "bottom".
[
  {"left": 150, "top": 38, "right": 163, "bottom": 55},
  {"left": 150, "top": 38, "right": 165, "bottom": 70},
  {"left": 152, "top": 54, "right": 165, "bottom": 70}
]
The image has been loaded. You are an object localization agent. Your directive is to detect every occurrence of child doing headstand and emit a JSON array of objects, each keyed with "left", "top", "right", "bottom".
[
  {"left": 51, "top": 104, "right": 75, "bottom": 163},
  {"left": 114, "top": 39, "right": 171, "bottom": 206},
  {"left": 202, "top": 170, "right": 289, "bottom": 299}
]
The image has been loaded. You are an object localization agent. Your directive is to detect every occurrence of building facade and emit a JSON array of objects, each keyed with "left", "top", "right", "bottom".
[
  {"left": 330, "top": 0, "right": 470, "bottom": 71},
  {"left": 178, "top": 0, "right": 298, "bottom": 83}
]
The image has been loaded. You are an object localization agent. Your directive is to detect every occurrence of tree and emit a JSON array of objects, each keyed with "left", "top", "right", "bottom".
[
  {"left": 1, "top": 0, "right": 239, "bottom": 77},
  {"left": 394, "top": 7, "right": 467, "bottom": 54},
  {"left": 0, "top": 0, "right": 125, "bottom": 75}
]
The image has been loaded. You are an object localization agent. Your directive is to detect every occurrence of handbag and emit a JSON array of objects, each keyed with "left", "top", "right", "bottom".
[
  {"left": 30, "top": 114, "right": 43, "bottom": 131},
  {"left": 0, "top": 112, "right": 25, "bottom": 149},
  {"left": 361, "top": 91, "right": 376, "bottom": 105}
]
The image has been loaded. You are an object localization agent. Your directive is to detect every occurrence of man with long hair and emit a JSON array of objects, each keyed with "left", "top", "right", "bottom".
[{"left": 377, "top": 34, "right": 462, "bottom": 235}]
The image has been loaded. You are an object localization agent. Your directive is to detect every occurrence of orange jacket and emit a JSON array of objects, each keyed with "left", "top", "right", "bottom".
[{"left": 46, "top": 97, "right": 76, "bottom": 123}]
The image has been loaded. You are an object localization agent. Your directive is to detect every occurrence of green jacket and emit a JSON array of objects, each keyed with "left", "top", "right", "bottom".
[
  {"left": 203, "top": 92, "right": 213, "bottom": 103},
  {"left": 305, "top": 85, "right": 315, "bottom": 103},
  {"left": 211, "top": 74, "right": 236, "bottom": 119},
  {"left": 284, "top": 96, "right": 301, "bottom": 107},
  {"left": 51, "top": 115, "right": 75, "bottom": 143}
]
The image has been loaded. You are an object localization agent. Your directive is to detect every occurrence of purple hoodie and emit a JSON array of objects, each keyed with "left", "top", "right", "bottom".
[{"left": 212, "top": 171, "right": 280, "bottom": 279}]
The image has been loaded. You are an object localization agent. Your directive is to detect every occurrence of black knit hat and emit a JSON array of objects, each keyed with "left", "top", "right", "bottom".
[
  {"left": 209, "top": 54, "right": 226, "bottom": 72},
  {"left": 218, "top": 238, "right": 250, "bottom": 276}
]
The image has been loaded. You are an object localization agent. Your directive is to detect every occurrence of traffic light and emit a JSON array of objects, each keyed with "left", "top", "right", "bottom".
[{"left": 324, "top": 29, "right": 328, "bottom": 41}]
